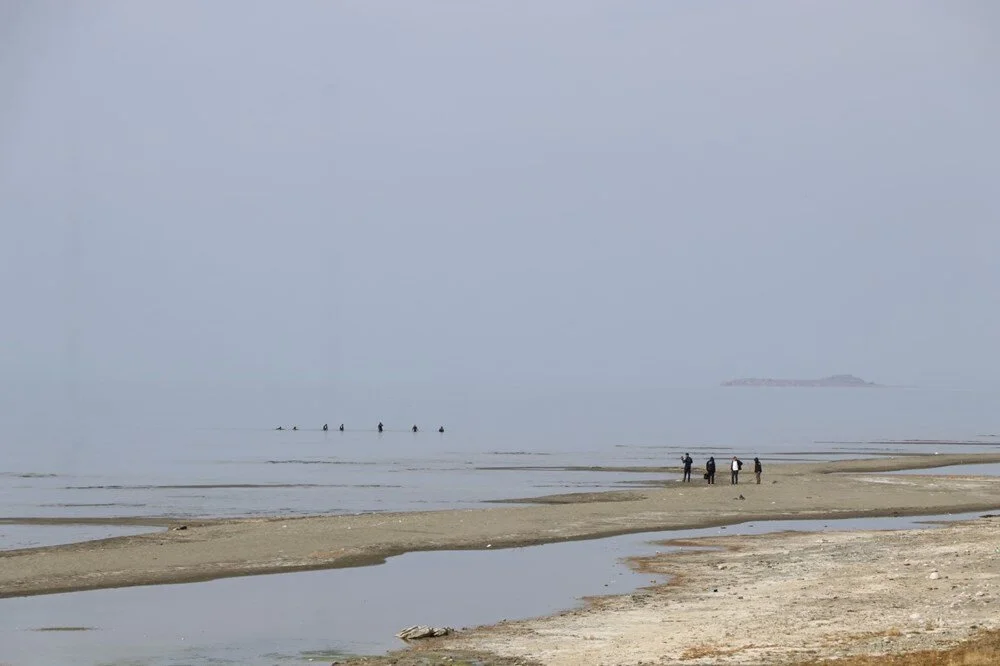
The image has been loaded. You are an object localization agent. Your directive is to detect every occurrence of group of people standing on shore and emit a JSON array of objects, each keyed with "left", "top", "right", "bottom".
[{"left": 680, "top": 453, "right": 762, "bottom": 485}]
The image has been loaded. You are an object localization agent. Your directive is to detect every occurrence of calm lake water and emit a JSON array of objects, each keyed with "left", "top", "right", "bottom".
[
  {"left": 2, "top": 385, "right": 999, "bottom": 533},
  {"left": 1, "top": 511, "right": 990, "bottom": 665},
  {"left": 3, "top": 384, "right": 999, "bottom": 664}
]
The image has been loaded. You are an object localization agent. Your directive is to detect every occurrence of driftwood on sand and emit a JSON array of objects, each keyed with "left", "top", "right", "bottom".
[{"left": 396, "top": 625, "right": 453, "bottom": 640}]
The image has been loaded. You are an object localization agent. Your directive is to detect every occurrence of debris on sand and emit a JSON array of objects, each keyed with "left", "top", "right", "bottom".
[{"left": 396, "top": 625, "right": 453, "bottom": 640}]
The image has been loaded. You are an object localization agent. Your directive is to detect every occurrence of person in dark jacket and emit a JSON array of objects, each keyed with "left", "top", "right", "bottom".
[
  {"left": 754, "top": 457, "right": 762, "bottom": 484},
  {"left": 681, "top": 453, "right": 693, "bottom": 482},
  {"left": 705, "top": 456, "right": 716, "bottom": 484},
  {"left": 377, "top": 422, "right": 384, "bottom": 433}
]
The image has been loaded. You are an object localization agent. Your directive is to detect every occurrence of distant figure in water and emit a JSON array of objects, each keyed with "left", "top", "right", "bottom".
[
  {"left": 322, "top": 423, "right": 328, "bottom": 432},
  {"left": 339, "top": 424, "right": 345, "bottom": 432},
  {"left": 377, "top": 422, "right": 384, "bottom": 433},
  {"left": 275, "top": 426, "right": 284, "bottom": 431},
  {"left": 292, "top": 426, "right": 298, "bottom": 431},
  {"left": 438, "top": 426, "right": 445, "bottom": 433},
  {"left": 412, "top": 424, "right": 419, "bottom": 433}
]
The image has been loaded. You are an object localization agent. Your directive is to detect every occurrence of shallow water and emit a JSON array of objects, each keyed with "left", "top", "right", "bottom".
[
  {"left": 4, "top": 386, "right": 1000, "bottom": 522},
  {"left": 0, "top": 510, "right": 989, "bottom": 665},
  {"left": 0, "top": 524, "right": 161, "bottom": 551},
  {"left": 885, "top": 462, "right": 1000, "bottom": 476}
]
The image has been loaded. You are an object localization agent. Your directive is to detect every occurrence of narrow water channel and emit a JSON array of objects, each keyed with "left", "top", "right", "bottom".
[{"left": 0, "top": 510, "right": 990, "bottom": 665}]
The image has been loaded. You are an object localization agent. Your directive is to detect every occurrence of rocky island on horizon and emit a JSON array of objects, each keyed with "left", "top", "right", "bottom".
[{"left": 721, "top": 374, "right": 881, "bottom": 388}]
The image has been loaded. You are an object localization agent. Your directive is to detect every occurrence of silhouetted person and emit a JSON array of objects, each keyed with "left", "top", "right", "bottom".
[
  {"left": 339, "top": 424, "right": 345, "bottom": 432},
  {"left": 681, "top": 453, "right": 693, "bottom": 482},
  {"left": 377, "top": 422, "right": 383, "bottom": 433},
  {"left": 438, "top": 426, "right": 445, "bottom": 433},
  {"left": 706, "top": 456, "right": 716, "bottom": 484},
  {"left": 731, "top": 456, "right": 742, "bottom": 484},
  {"left": 275, "top": 426, "right": 284, "bottom": 431},
  {"left": 754, "top": 457, "right": 762, "bottom": 484},
  {"left": 412, "top": 424, "right": 419, "bottom": 433},
  {"left": 292, "top": 426, "right": 298, "bottom": 431},
  {"left": 322, "top": 424, "right": 328, "bottom": 432}
]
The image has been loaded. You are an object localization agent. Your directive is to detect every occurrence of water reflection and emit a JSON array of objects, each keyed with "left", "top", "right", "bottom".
[{"left": 1, "top": 511, "right": 990, "bottom": 665}]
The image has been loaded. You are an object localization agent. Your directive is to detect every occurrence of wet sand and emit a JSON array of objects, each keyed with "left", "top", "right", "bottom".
[{"left": 2, "top": 454, "right": 1000, "bottom": 601}]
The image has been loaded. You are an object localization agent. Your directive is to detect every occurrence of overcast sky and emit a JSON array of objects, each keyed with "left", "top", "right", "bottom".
[{"left": 2, "top": 1, "right": 999, "bottom": 398}]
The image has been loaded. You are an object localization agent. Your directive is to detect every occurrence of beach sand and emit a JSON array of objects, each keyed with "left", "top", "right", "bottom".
[
  {"left": 356, "top": 516, "right": 1000, "bottom": 665},
  {"left": 3, "top": 454, "right": 1000, "bottom": 663},
  {"left": 2, "top": 454, "right": 999, "bottom": 599}
]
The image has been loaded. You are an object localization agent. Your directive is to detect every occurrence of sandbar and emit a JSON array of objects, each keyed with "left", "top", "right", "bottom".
[{"left": 2, "top": 454, "right": 1000, "bottom": 601}]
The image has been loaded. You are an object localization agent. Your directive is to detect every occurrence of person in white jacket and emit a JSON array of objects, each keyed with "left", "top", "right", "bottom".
[{"left": 731, "top": 456, "right": 742, "bottom": 485}]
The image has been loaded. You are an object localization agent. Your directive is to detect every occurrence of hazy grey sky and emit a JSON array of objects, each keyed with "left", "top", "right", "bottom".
[{"left": 2, "top": 1, "right": 999, "bottom": 394}]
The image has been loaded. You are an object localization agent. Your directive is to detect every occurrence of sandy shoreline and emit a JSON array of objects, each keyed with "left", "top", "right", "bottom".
[
  {"left": 2, "top": 454, "right": 1000, "bottom": 601},
  {"left": 395, "top": 515, "right": 1000, "bottom": 665}
]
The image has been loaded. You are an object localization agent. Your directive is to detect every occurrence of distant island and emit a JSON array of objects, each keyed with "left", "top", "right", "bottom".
[{"left": 721, "top": 374, "right": 881, "bottom": 388}]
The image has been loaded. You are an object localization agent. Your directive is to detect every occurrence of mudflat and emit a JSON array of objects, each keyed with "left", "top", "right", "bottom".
[{"left": 2, "top": 454, "right": 1000, "bottom": 600}]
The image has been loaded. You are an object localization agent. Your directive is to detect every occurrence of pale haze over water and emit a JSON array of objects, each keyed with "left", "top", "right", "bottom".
[
  {"left": 3, "top": 9, "right": 1000, "bottom": 666},
  {"left": 2, "top": 2, "right": 999, "bottom": 517}
]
